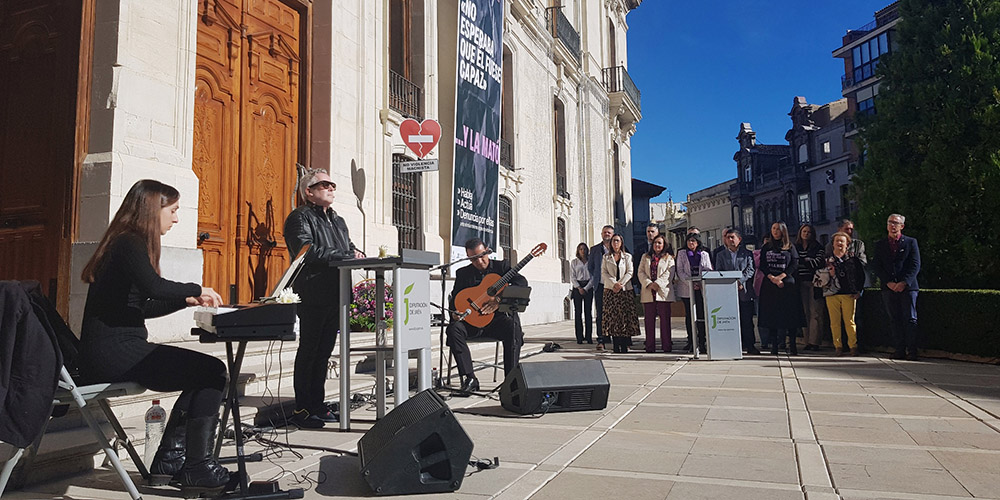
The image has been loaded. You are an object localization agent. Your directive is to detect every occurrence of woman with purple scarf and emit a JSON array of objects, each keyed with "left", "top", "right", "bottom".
[{"left": 675, "top": 233, "right": 713, "bottom": 353}]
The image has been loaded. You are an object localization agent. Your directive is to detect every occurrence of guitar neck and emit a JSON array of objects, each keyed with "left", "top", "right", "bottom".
[{"left": 487, "top": 254, "right": 534, "bottom": 295}]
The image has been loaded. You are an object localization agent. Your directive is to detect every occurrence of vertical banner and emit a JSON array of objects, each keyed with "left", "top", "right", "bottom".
[{"left": 451, "top": 0, "right": 504, "bottom": 264}]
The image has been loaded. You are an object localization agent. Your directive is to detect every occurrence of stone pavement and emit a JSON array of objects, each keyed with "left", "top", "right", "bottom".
[{"left": 5, "top": 319, "right": 1000, "bottom": 500}]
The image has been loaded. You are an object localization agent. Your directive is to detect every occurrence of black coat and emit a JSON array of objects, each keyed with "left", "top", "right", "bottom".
[
  {"left": 0, "top": 281, "right": 61, "bottom": 448},
  {"left": 873, "top": 235, "right": 921, "bottom": 291},
  {"left": 283, "top": 203, "right": 358, "bottom": 305},
  {"left": 757, "top": 243, "right": 804, "bottom": 330},
  {"left": 79, "top": 233, "right": 200, "bottom": 382}
]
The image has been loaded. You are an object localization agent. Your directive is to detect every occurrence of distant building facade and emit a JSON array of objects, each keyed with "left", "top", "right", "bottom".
[
  {"left": 729, "top": 123, "right": 797, "bottom": 245},
  {"left": 833, "top": 1, "right": 900, "bottom": 127},
  {"left": 686, "top": 179, "right": 736, "bottom": 251},
  {"left": 786, "top": 97, "right": 850, "bottom": 244}
]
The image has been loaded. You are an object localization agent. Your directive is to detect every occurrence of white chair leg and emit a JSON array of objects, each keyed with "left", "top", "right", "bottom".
[
  {"left": 0, "top": 447, "right": 24, "bottom": 497},
  {"left": 60, "top": 368, "right": 142, "bottom": 500}
]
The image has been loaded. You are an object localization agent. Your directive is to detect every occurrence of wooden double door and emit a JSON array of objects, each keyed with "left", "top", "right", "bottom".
[
  {"left": 194, "top": 0, "right": 302, "bottom": 304},
  {"left": 0, "top": 0, "right": 84, "bottom": 306}
]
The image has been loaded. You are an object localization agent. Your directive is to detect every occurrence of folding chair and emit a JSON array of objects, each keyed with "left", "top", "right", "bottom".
[
  {"left": 0, "top": 368, "right": 149, "bottom": 499},
  {"left": 0, "top": 282, "right": 149, "bottom": 499}
]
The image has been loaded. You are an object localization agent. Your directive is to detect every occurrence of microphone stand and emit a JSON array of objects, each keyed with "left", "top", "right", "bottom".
[{"left": 428, "top": 251, "right": 489, "bottom": 389}]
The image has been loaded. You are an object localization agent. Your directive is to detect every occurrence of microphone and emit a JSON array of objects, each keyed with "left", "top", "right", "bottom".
[
  {"left": 457, "top": 309, "right": 472, "bottom": 320},
  {"left": 472, "top": 248, "right": 493, "bottom": 258}
]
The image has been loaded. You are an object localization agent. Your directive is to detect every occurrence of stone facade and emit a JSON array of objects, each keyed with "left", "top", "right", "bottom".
[
  {"left": 686, "top": 179, "right": 736, "bottom": 252},
  {"left": 728, "top": 123, "right": 797, "bottom": 246},
  {"left": 56, "top": 0, "right": 645, "bottom": 335},
  {"left": 786, "top": 97, "right": 851, "bottom": 243}
]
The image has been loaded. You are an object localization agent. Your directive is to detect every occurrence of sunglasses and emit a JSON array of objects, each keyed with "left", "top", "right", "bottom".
[{"left": 309, "top": 180, "right": 336, "bottom": 190}]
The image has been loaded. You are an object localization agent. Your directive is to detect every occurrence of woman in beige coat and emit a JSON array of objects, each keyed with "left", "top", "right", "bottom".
[
  {"left": 601, "top": 234, "right": 641, "bottom": 352},
  {"left": 637, "top": 234, "right": 676, "bottom": 352}
]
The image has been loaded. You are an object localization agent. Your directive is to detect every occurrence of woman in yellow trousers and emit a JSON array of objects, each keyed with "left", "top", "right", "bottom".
[{"left": 823, "top": 232, "right": 867, "bottom": 356}]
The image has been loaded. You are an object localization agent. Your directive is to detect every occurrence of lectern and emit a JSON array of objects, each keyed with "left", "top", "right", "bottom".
[
  {"left": 700, "top": 270, "right": 743, "bottom": 360},
  {"left": 332, "top": 249, "right": 438, "bottom": 431}
]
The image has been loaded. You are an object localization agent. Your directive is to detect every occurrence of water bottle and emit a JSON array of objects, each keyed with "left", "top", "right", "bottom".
[{"left": 144, "top": 400, "right": 167, "bottom": 467}]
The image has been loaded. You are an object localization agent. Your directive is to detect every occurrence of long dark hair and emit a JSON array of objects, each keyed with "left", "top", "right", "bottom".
[
  {"left": 575, "top": 242, "right": 589, "bottom": 261},
  {"left": 794, "top": 223, "right": 816, "bottom": 247},
  {"left": 648, "top": 234, "right": 672, "bottom": 258},
  {"left": 82, "top": 179, "right": 179, "bottom": 282}
]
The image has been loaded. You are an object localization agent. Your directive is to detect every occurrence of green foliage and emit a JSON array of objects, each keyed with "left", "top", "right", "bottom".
[
  {"left": 853, "top": 0, "right": 1000, "bottom": 289},
  {"left": 859, "top": 289, "right": 1000, "bottom": 357}
]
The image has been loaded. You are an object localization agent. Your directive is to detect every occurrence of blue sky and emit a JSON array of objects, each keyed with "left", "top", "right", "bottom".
[{"left": 627, "top": 0, "right": 891, "bottom": 203}]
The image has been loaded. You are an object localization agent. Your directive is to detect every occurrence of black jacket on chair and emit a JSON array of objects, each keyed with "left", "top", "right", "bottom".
[
  {"left": 0, "top": 281, "right": 62, "bottom": 448},
  {"left": 283, "top": 203, "right": 358, "bottom": 305}
]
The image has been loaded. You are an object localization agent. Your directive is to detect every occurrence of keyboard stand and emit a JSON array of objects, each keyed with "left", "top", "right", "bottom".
[{"left": 195, "top": 329, "right": 304, "bottom": 499}]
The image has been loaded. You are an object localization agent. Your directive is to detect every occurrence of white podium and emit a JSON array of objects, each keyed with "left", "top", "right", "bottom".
[
  {"left": 700, "top": 270, "right": 743, "bottom": 360},
  {"left": 333, "top": 249, "right": 438, "bottom": 431}
]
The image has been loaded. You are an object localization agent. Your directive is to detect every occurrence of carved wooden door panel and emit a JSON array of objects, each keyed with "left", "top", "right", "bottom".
[
  {"left": 193, "top": 0, "right": 242, "bottom": 302},
  {"left": 194, "top": 0, "right": 298, "bottom": 303},
  {"left": 236, "top": 0, "right": 298, "bottom": 303},
  {"left": 0, "top": 1, "right": 81, "bottom": 300}
]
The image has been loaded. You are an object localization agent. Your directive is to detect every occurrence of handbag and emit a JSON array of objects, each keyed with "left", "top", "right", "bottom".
[{"left": 813, "top": 267, "right": 839, "bottom": 297}]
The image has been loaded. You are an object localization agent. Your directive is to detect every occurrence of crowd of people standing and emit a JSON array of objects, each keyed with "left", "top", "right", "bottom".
[{"left": 569, "top": 214, "right": 920, "bottom": 359}]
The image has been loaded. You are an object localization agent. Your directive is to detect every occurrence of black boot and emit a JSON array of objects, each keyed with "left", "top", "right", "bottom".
[
  {"left": 177, "top": 416, "right": 232, "bottom": 497},
  {"left": 148, "top": 408, "right": 187, "bottom": 486}
]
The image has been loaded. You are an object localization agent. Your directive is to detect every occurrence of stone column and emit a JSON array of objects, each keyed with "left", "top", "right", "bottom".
[{"left": 71, "top": 0, "right": 201, "bottom": 341}]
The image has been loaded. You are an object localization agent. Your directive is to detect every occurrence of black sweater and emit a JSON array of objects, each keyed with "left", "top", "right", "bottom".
[{"left": 79, "top": 233, "right": 200, "bottom": 382}]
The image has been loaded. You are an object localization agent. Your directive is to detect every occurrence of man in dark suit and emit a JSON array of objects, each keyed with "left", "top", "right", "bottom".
[
  {"left": 872, "top": 213, "right": 921, "bottom": 360},
  {"left": 588, "top": 225, "right": 614, "bottom": 349},
  {"left": 713, "top": 229, "right": 760, "bottom": 354},
  {"left": 447, "top": 238, "right": 527, "bottom": 395}
]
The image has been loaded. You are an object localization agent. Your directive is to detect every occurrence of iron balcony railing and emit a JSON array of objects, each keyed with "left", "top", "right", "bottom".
[
  {"left": 545, "top": 7, "right": 581, "bottom": 63},
  {"left": 603, "top": 66, "right": 641, "bottom": 112},
  {"left": 500, "top": 138, "right": 514, "bottom": 170},
  {"left": 389, "top": 70, "right": 422, "bottom": 119}
]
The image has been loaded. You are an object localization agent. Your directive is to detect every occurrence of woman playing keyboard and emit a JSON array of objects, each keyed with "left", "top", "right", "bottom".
[{"left": 79, "top": 179, "right": 232, "bottom": 497}]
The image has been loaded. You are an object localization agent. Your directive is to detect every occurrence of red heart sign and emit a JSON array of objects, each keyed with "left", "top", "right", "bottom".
[{"left": 399, "top": 119, "right": 441, "bottom": 159}]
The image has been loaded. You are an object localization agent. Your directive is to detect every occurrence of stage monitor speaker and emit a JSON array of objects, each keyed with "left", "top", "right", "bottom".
[
  {"left": 357, "top": 389, "right": 474, "bottom": 496},
  {"left": 499, "top": 360, "right": 610, "bottom": 415}
]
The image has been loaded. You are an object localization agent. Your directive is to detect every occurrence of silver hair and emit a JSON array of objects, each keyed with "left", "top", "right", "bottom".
[
  {"left": 297, "top": 167, "right": 328, "bottom": 201},
  {"left": 888, "top": 213, "right": 905, "bottom": 224}
]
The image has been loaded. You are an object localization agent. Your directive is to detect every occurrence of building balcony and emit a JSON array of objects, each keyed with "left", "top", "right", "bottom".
[
  {"left": 603, "top": 65, "right": 642, "bottom": 128},
  {"left": 500, "top": 138, "right": 514, "bottom": 170},
  {"left": 545, "top": 7, "right": 581, "bottom": 63},
  {"left": 389, "top": 70, "right": 422, "bottom": 120}
]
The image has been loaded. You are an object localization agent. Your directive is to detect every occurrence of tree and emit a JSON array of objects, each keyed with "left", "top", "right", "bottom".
[{"left": 853, "top": 0, "right": 1000, "bottom": 289}]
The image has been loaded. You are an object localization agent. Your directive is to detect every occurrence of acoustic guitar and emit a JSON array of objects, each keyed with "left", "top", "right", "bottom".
[{"left": 454, "top": 243, "right": 547, "bottom": 328}]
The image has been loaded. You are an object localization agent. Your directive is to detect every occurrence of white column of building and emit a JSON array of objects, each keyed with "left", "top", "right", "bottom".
[{"left": 71, "top": 0, "right": 201, "bottom": 341}]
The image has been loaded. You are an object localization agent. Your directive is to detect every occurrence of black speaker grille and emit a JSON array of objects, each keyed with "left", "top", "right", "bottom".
[{"left": 556, "top": 389, "right": 594, "bottom": 409}]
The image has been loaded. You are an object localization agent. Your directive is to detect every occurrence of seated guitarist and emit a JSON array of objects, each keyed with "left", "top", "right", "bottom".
[{"left": 447, "top": 237, "right": 527, "bottom": 395}]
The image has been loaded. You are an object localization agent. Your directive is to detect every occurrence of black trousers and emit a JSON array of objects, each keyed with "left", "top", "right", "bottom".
[
  {"left": 122, "top": 345, "right": 227, "bottom": 419},
  {"left": 594, "top": 283, "right": 606, "bottom": 343},
  {"left": 446, "top": 314, "right": 522, "bottom": 378},
  {"left": 680, "top": 295, "right": 707, "bottom": 349},
  {"left": 295, "top": 304, "right": 339, "bottom": 413},
  {"left": 571, "top": 284, "right": 593, "bottom": 343},
  {"left": 739, "top": 300, "right": 757, "bottom": 350},
  {"left": 883, "top": 290, "right": 919, "bottom": 354}
]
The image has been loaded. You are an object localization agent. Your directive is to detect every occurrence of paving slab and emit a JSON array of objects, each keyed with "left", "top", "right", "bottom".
[{"left": 8, "top": 320, "right": 1000, "bottom": 500}]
